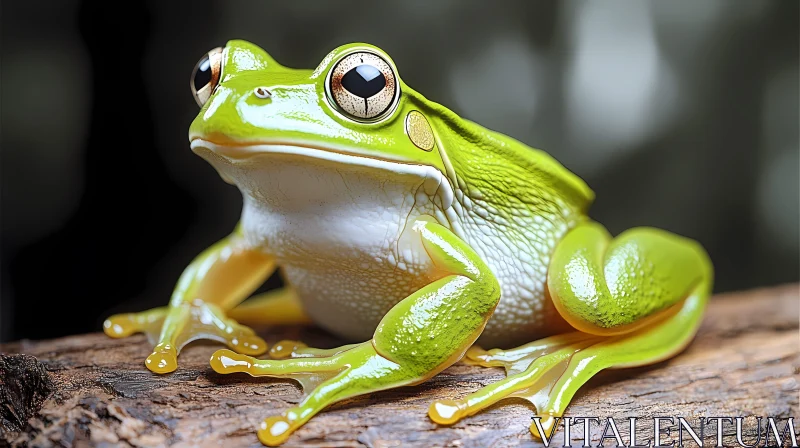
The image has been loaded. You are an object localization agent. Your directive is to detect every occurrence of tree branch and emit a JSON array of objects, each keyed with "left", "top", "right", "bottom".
[{"left": 1, "top": 284, "right": 798, "bottom": 447}]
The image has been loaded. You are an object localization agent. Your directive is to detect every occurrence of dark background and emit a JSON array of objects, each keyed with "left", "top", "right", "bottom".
[{"left": 1, "top": 1, "right": 798, "bottom": 342}]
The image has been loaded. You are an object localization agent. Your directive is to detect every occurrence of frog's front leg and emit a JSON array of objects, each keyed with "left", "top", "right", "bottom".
[
  {"left": 104, "top": 225, "right": 309, "bottom": 373},
  {"left": 429, "top": 222, "right": 713, "bottom": 439},
  {"left": 209, "top": 218, "right": 500, "bottom": 446}
]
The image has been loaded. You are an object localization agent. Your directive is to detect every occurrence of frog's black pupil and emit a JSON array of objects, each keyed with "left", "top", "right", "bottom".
[
  {"left": 341, "top": 64, "right": 386, "bottom": 98},
  {"left": 193, "top": 56, "right": 212, "bottom": 92}
]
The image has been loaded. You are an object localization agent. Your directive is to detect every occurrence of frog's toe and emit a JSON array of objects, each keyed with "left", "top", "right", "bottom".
[
  {"left": 103, "top": 308, "right": 166, "bottom": 340},
  {"left": 209, "top": 349, "right": 255, "bottom": 375},
  {"left": 145, "top": 342, "right": 178, "bottom": 374},
  {"left": 103, "top": 315, "right": 137, "bottom": 338},
  {"left": 428, "top": 399, "right": 467, "bottom": 425},
  {"left": 226, "top": 330, "right": 267, "bottom": 356},
  {"left": 210, "top": 347, "right": 347, "bottom": 378},
  {"left": 530, "top": 414, "right": 557, "bottom": 441},
  {"left": 258, "top": 415, "right": 295, "bottom": 446},
  {"left": 269, "top": 340, "right": 361, "bottom": 359},
  {"left": 268, "top": 340, "right": 307, "bottom": 359}
]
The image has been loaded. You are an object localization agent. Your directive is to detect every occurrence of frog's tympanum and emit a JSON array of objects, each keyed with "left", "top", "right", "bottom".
[{"left": 104, "top": 40, "right": 714, "bottom": 446}]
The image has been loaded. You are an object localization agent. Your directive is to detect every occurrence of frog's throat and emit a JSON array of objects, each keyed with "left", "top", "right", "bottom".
[{"left": 190, "top": 138, "right": 454, "bottom": 211}]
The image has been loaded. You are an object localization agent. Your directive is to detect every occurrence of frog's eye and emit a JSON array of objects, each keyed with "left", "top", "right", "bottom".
[
  {"left": 191, "top": 47, "right": 223, "bottom": 107},
  {"left": 328, "top": 51, "right": 398, "bottom": 121}
]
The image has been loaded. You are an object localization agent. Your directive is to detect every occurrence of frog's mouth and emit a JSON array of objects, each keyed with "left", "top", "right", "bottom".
[{"left": 190, "top": 138, "right": 454, "bottom": 210}]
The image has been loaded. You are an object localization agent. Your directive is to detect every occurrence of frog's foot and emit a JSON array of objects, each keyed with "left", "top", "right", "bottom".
[
  {"left": 107, "top": 299, "right": 267, "bottom": 374},
  {"left": 268, "top": 340, "right": 361, "bottom": 359},
  {"left": 430, "top": 287, "right": 708, "bottom": 439},
  {"left": 210, "top": 342, "right": 414, "bottom": 446},
  {"left": 429, "top": 339, "right": 594, "bottom": 427}
]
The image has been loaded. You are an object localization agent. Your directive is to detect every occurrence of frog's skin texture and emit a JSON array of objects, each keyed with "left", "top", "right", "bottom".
[{"left": 104, "top": 40, "right": 714, "bottom": 446}]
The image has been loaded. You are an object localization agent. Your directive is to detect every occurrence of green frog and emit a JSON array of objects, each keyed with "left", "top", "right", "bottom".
[{"left": 104, "top": 40, "right": 713, "bottom": 446}]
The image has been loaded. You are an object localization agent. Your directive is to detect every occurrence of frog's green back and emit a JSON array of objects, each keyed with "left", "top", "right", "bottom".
[
  {"left": 455, "top": 119, "right": 591, "bottom": 211},
  {"left": 410, "top": 90, "right": 594, "bottom": 221}
]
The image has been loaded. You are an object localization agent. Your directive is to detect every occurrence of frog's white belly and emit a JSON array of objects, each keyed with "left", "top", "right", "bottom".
[{"left": 235, "top": 155, "right": 444, "bottom": 341}]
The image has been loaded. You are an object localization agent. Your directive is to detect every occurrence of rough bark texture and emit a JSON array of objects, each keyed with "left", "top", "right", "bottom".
[
  {"left": 1, "top": 284, "right": 798, "bottom": 447},
  {"left": 0, "top": 355, "right": 56, "bottom": 435}
]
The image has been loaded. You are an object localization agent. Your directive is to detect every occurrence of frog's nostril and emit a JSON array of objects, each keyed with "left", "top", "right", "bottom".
[{"left": 254, "top": 87, "right": 272, "bottom": 99}]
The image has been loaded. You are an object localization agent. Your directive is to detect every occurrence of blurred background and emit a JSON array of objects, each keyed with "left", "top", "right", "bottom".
[{"left": 1, "top": 1, "right": 797, "bottom": 342}]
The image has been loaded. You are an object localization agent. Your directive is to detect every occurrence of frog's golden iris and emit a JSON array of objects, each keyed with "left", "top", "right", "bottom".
[{"left": 327, "top": 50, "right": 399, "bottom": 121}]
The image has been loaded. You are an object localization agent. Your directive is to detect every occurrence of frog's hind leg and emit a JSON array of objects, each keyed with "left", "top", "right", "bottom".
[
  {"left": 430, "top": 223, "right": 713, "bottom": 440},
  {"left": 430, "top": 285, "right": 707, "bottom": 437},
  {"left": 526, "top": 283, "right": 709, "bottom": 438}
]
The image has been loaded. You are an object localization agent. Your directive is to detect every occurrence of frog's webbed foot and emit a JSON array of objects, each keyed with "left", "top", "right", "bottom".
[
  {"left": 104, "top": 299, "right": 266, "bottom": 374},
  {"left": 210, "top": 343, "right": 407, "bottom": 446},
  {"left": 430, "top": 337, "right": 596, "bottom": 427},
  {"left": 431, "top": 223, "right": 714, "bottom": 439}
]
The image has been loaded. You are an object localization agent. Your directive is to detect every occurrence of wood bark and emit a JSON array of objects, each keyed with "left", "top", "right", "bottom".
[{"left": 1, "top": 284, "right": 798, "bottom": 447}]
